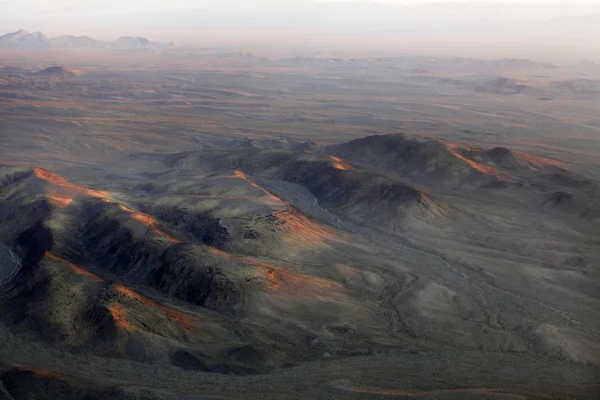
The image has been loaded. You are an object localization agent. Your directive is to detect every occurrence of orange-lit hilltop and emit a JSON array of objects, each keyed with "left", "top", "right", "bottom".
[
  {"left": 34, "top": 168, "right": 111, "bottom": 208},
  {"left": 232, "top": 169, "right": 338, "bottom": 248},
  {"left": 118, "top": 205, "right": 181, "bottom": 243},
  {"left": 443, "top": 143, "right": 505, "bottom": 178},
  {"left": 240, "top": 256, "right": 346, "bottom": 296},
  {"left": 208, "top": 245, "right": 345, "bottom": 298},
  {"left": 115, "top": 283, "right": 197, "bottom": 332},
  {"left": 273, "top": 209, "right": 337, "bottom": 248},
  {"left": 234, "top": 169, "right": 284, "bottom": 203},
  {"left": 45, "top": 251, "right": 104, "bottom": 282},
  {"left": 108, "top": 304, "right": 137, "bottom": 331},
  {"left": 329, "top": 155, "right": 355, "bottom": 171},
  {"left": 443, "top": 141, "right": 570, "bottom": 177},
  {"left": 43, "top": 251, "right": 196, "bottom": 332},
  {"left": 34, "top": 168, "right": 180, "bottom": 243}
]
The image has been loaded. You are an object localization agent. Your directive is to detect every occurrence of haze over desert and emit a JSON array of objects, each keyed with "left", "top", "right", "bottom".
[{"left": 0, "top": 1, "right": 599, "bottom": 398}]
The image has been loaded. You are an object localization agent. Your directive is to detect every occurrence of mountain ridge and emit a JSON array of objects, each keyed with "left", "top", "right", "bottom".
[{"left": 0, "top": 30, "right": 176, "bottom": 51}]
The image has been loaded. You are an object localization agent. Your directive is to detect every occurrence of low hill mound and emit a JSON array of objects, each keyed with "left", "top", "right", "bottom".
[
  {"left": 327, "top": 134, "right": 503, "bottom": 187},
  {"left": 0, "top": 166, "right": 376, "bottom": 372},
  {"left": 328, "top": 133, "right": 575, "bottom": 189},
  {"left": 35, "top": 66, "right": 84, "bottom": 77},
  {"left": 172, "top": 148, "right": 443, "bottom": 232}
]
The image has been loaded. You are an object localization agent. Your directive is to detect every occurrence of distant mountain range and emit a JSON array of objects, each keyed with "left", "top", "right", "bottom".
[
  {"left": 3, "top": 29, "right": 597, "bottom": 73},
  {"left": 0, "top": 30, "right": 176, "bottom": 50},
  {"left": 274, "top": 55, "right": 559, "bottom": 71}
]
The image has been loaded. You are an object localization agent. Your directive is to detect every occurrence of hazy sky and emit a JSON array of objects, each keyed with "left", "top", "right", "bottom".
[
  {"left": 3, "top": 0, "right": 600, "bottom": 19},
  {"left": 2, "top": 1, "right": 600, "bottom": 62}
]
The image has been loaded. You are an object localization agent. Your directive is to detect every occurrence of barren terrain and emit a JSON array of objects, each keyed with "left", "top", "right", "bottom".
[{"left": 0, "top": 48, "right": 599, "bottom": 399}]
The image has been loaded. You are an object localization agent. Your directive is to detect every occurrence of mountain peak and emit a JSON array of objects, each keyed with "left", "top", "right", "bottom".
[
  {"left": 0, "top": 29, "right": 50, "bottom": 48},
  {"left": 4, "top": 29, "right": 29, "bottom": 38}
]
